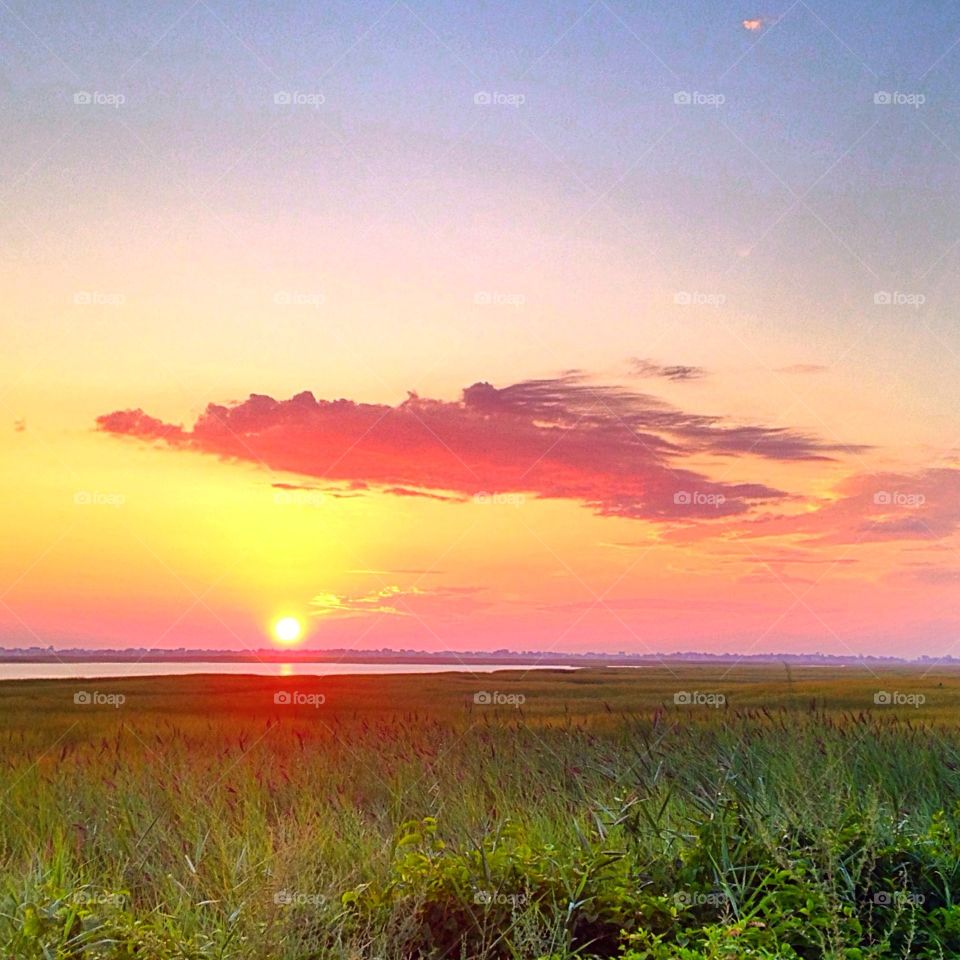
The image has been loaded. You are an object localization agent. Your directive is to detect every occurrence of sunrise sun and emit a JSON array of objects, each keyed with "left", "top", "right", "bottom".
[{"left": 272, "top": 616, "right": 304, "bottom": 646}]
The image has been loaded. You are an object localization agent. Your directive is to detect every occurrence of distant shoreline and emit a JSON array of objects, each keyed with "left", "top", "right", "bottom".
[{"left": 0, "top": 648, "right": 952, "bottom": 666}]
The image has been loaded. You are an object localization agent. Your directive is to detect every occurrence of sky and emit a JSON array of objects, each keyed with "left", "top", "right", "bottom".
[{"left": 3, "top": 0, "right": 960, "bottom": 657}]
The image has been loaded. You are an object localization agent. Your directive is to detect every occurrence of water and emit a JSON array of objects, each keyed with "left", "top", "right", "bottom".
[{"left": 0, "top": 661, "right": 574, "bottom": 681}]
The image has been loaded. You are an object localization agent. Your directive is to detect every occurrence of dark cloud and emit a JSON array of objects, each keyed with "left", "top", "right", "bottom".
[
  {"left": 629, "top": 357, "right": 707, "bottom": 381},
  {"left": 382, "top": 486, "right": 467, "bottom": 502}
]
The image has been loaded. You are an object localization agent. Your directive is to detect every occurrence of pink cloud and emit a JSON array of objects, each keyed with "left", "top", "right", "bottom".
[
  {"left": 96, "top": 375, "right": 870, "bottom": 523},
  {"left": 740, "top": 469, "right": 960, "bottom": 545}
]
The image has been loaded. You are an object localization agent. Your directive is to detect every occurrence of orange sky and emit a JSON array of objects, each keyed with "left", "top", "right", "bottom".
[{"left": 4, "top": 361, "right": 960, "bottom": 656}]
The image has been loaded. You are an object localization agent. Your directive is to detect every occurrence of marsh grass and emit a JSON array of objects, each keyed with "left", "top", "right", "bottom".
[{"left": 2, "top": 666, "right": 960, "bottom": 958}]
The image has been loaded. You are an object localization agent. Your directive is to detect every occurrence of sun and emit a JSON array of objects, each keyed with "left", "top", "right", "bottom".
[{"left": 272, "top": 616, "right": 304, "bottom": 646}]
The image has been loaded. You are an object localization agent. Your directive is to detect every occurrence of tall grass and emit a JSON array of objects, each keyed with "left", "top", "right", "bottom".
[{"left": 1, "top": 667, "right": 960, "bottom": 958}]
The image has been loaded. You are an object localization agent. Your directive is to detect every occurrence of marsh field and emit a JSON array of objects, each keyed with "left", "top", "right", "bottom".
[{"left": 4, "top": 664, "right": 960, "bottom": 960}]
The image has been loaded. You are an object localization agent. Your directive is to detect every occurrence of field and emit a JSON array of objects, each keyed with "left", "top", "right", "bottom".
[{"left": 3, "top": 664, "right": 960, "bottom": 959}]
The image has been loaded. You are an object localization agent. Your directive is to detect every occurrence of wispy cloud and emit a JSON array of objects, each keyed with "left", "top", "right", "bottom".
[
  {"left": 382, "top": 486, "right": 466, "bottom": 502},
  {"left": 311, "top": 585, "right": 426, "bottom": 618},
  {"left": 310, "top": 584, "right": 485, "bottom": 619},
  {"left": 740, "top": 469, "right": 960, "bottom": 545},
  {"left": 628, "top": 357, "right": 707, "bottom": 382}
]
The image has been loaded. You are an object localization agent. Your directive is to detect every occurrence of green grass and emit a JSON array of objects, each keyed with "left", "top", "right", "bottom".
[{"left": 3, "top": 664, "right": 960, "bottom": 959}]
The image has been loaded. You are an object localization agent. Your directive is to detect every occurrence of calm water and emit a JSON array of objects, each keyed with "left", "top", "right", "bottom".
[{"left": 0, "top": 661, "right": 574, "bottom": 681}]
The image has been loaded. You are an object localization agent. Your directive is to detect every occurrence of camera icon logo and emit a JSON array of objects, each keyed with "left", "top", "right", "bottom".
[
  {"left": 673, "top": 91, "right": 692, "bottom": 105},
  {"left": 873, "top": 491, "right": 891, "bottom": 505},
  {"left": 874, "top": 290, "right": 892, "bottom": 305},
  {"left": 274, "top": 91, "right": 292, "bottom": 105},
  {"left": 74, "top": 691, "right": 91, "bottom": 705},
  {"left": 673, "top": 491, "right": 692, "bottom": 505},
  {"left": 673, "top": 691, "right": 691, "bottom": 705},
  {"left": 473, "top": 91, "right": 491, "bottom": 105},
  {"left": 873, "top": 91, "right": 892, "bottom": 105},
  {"left": 874, "top": 691, "right": 891, "bottom": 705},
  {"left": 73, "top": 91, "right": 92, "bottom": 105},
  {"left": 473, "top": 691, "right": 492, "bottom": 705},
  {"left": 274, "top": 691, "right": 292, "bottom": 705}
]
